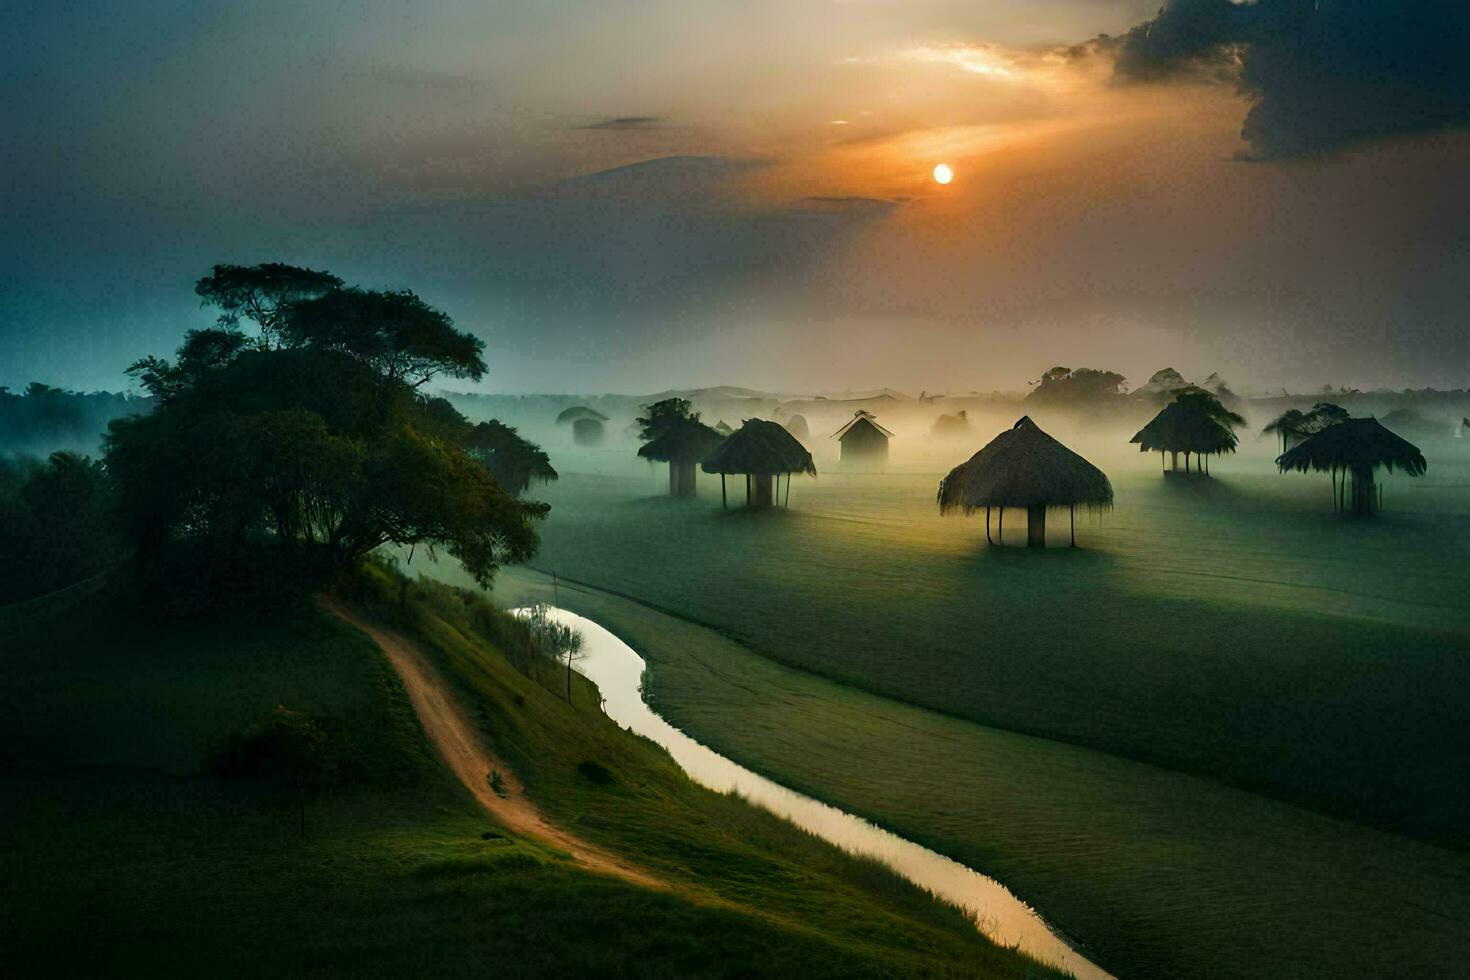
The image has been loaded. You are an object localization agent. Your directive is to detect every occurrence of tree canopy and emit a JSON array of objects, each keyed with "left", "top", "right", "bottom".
[
  {"left": 1026, "top": 367, "right": 1128, "bottom": 405},
  {"left": 107, "top": 266, "right": 543, "bottom": 595},
  {"left": 195, "top": 263, "right": 343, "bottom": 349},
  {"left": 636, "top": 397, "right": 698, "bottom": 441}
]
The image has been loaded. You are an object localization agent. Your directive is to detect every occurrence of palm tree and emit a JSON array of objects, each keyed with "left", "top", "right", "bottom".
[{"left": 1262, "top": 408, "right": 1311, "bottom": 453}]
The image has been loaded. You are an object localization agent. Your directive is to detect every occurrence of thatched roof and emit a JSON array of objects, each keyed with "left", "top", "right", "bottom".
[
  {"left": 1277, "top": 418, "right": 1426, "bottom": 476},
  {"left": 637, "top": 417, "right": 725, "bottom": 464},
  {"left": 831, "top": 410, "right": 893, "bottom": 441},
  {"left": 701, "top": 419, "right": 817, "bottom": 476},
  {"left": 937, "top": 416, "right": 1112, "bottom": 513},
  {"left": 556, "top": 405, "right": 609, "bottom": 424},
  {"left": 714, "top": 419, "right": 734, "bottom": 435},
  {"left": 1130, "top": 401, "right": 1237, "bottom": 456}
]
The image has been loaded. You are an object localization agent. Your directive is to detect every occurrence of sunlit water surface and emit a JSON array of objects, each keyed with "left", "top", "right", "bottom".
[{"left": 519, "top": 606, "right": 1113, "bottom": 980}]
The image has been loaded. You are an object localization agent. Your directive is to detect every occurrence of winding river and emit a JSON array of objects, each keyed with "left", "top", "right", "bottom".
[{"left": 531, "top": 607, "right": 1112, "bottom": 980}]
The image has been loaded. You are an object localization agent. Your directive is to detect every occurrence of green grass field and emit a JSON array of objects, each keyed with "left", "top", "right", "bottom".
[
  {"left": 443, "top": 424, "right": 1470, "bottom": 979},
  {"left": 492, "top": 566, "right": 1470, "bottom": 979},
  {"left": 0, "top": 577, "right": 1062, "bottom": 979},
  {"left": 486, "top": 437, "right": 1470, "bottom": 846}
]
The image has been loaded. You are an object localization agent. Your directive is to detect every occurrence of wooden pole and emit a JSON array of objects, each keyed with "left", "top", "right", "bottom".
[
  {"left": 720, "top": 473, "right": 727, "bottom": 509},
  {"left": 985, "top": 507, "right": 992, "bottom": 545},
  {"left": 997, "top": 507, "right": 1003, "bottom": 545},
  {"left": 1026, "top": 505, "right": 1046, "bottom": 548},
  {"left": 785, "top": 472, "right": 791, "bottom": 508},
  {"left": 1070, "top": 504, "right": 1076, "bottom": 547}
]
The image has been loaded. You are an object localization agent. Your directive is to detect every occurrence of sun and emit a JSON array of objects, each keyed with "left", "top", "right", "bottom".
[{"left": 932, "top": 163, "right": 954, "bottom": 185}]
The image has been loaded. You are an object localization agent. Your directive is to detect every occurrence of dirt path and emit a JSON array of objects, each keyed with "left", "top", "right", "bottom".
[{"left": 321, "top": 598, "right": 666, "bottom": 891}]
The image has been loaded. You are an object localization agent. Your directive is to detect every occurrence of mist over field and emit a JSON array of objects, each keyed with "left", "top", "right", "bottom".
[{"left": 6, "top": 2, "right": 1470, "bottom": 978}]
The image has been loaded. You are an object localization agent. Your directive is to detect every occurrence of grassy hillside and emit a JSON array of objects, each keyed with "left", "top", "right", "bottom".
[
  {"left": 490, "top": 456, "right": 1470, "bottom": 847},
  {"left": 491, "top": 567, "right": 1470, "bottom": 980},
  {"left": 0, "top": 577, "right": 1062, "bottom": 979}
]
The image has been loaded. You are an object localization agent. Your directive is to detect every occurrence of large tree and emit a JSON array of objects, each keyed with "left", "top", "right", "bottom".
[{"left": 108, "top": 268, "right": 541, "bottom": 591}]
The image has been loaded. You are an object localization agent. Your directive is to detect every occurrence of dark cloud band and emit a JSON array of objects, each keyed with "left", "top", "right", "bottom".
[{"left": 1114, "top": 0, "right": 1470, "bottom": 159}]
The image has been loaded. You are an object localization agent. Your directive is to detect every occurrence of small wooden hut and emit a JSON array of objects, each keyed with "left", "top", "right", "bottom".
[
  {"left": 1276, "top": 418, "right": 1426, "bottom": 516},
  {"left": 784, "top": 414, "right": 810, "bottom": 440},
  {"left": 637, "top": 418, "right": 725, "bottom": 497},
  {"left": 701, "top": 419, "right": 816, "bottom": 509},
  {"left": 937, "top": 416, "right": 1113, "bottom": 547},
  {"left": 831, "top": 410, "right": 893, "bottom": 464},
  {"left": 556, "top": 406, "right": 609, "bottom": 446}
]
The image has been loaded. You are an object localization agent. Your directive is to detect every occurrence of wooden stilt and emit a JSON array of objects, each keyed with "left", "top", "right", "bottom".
[
  {"left": 985, "top": 507, "right": 992, "bottom": 545},
  {"left": 997, "top": 507, "right": 1003, "bottom": 545},
  {"left": 721, "top": 473, "right": 727, "bottom": 509},
  {"left": 785, "top": 472, "right": 791, "bottom": 508},
  {"left": 1070, "top": 504, "right": 1076, "bottom": 547}
]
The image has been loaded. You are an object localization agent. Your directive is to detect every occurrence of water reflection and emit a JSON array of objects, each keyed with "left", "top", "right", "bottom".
[{"left": 522, "top": 606, "right": 1112, "bottom": 980}]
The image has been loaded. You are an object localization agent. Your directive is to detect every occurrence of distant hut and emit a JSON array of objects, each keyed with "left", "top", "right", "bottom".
[
  {"left": 1129, "top": 394, "right": 1239, "bottom": 475},
  {"left": 831, "top": 410, "right": 893, "bottom": 465},
  {"left": 1277, "top": 418, "right": 1426, "bottom": 516},
  {"left": 556, "top": 406, "right": 609, "bottom": 446},
  {"left": 931, "top": 410, "right": 970, "bottom": 437},
  {"left": 637, "top": 418, "right": 725, "bottom": 497},
  {"left": 937, "top": 416, "right": 1112, "bottom": 548},
  {"left": 701, "top": 419, "right": 816, "bottom": 509},
  {"left": 1379, "top": 408, "right": 1445, "bottom": 443},
  {"left": 784, "top": 414, "right": 810, "bottom": 440},
  {"left": 714, "top": 419, "right": 734, "bottom": 436}
]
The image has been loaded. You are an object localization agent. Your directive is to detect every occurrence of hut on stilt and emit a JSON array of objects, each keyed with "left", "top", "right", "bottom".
[
  {"left": 1276, "top": 418, "right": 1426, "bottom": 516},
  {"left": 637, "top": 417, "right": 726, "bottom": 497},
  {"left": 700, "top": 419, "right": 816, "bottom": 509},
  {"left": 937, "top": 416, "right": 1112, "bottom": 548},
  {"left": 831, "top": 410, "right": 893, "bottom": 465},
  {"left": 1129, "top": 393, "right": 1240, "bottom": 475},
  {"left": 556, "top": 406, "right": 610, "bottom": 446}
]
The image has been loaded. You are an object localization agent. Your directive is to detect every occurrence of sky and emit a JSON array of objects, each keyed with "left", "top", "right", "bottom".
[{"left": 2, "top": 0, "right": 1468, "bottom": 396}]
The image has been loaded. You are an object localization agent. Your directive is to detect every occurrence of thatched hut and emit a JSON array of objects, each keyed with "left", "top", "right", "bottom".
[
  {"left": 783, "top": 414, "right": 810, "bottom": 440},
  {"left": 556, "top": 406, "right": 609, "bottom": 446},
  {"left": 1130, "top": 395, "right": 1238, "bottom": 475},
  {"left": 714, "top": 419, "right": 734, "bottom": 436},
  {"left": 637, "top": 418, "right": 725, "bottom": 497},
  {"left": 1277, "top": 418, "right": 1426, "bottom": 516},
  {"left": 832, "top": 410, "right": 892, "bottom": 465},
  {"left": 701, "top": 419, "right": 816, "bottom": 509},
  {"left": 937, "top": 416, "right": 1112, "bottom": 548}
]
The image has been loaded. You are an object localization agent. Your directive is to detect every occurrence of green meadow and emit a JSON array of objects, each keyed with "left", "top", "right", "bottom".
[
  {"left": 1, "top": 575, "right": 1063, "bottom": 979},
  {"left": 466, "top": 421, "right": 1470, "bottom": 979}
]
